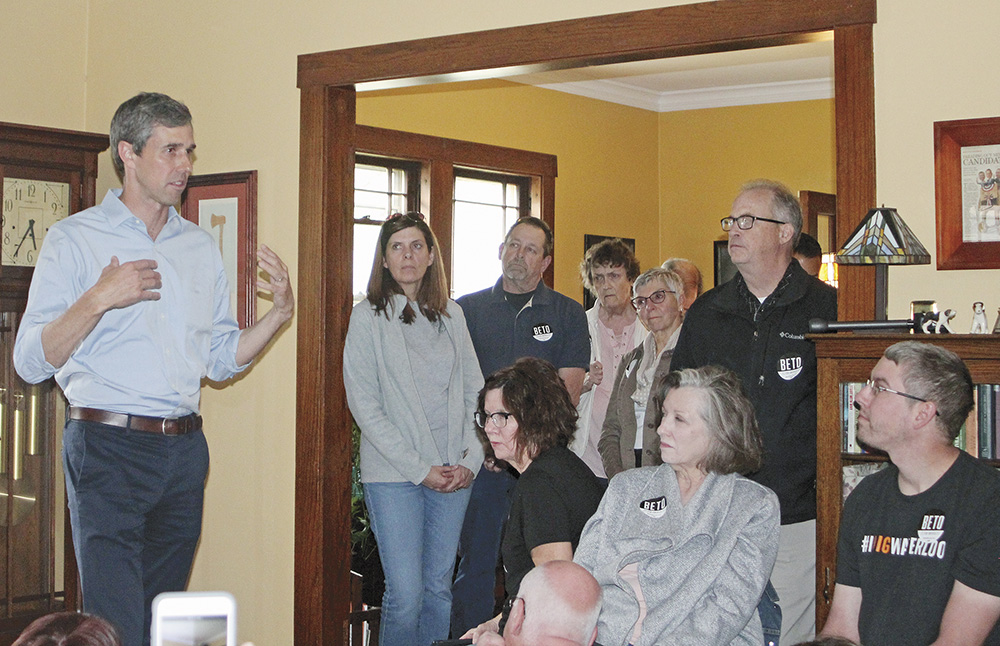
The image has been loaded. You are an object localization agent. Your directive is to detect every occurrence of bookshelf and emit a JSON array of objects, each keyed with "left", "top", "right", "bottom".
[{"left": 812, "top": 333, "right": 1000, "bottom": 629}]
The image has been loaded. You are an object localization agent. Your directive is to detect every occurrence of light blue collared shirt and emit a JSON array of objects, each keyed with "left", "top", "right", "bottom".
[{"left": 13, "top": 189, "right": 247, "bottom": 416}]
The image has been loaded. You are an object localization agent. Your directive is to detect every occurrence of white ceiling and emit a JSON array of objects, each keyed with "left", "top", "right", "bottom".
[{"left": 506, "top": 35, "right": 834, "bottom": 112}]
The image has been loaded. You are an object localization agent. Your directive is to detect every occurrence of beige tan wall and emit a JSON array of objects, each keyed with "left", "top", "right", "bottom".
[
  {"left": 874, "top": 1, "right": 1000, "bottom": 328},
  {"left": 1, "top": 0, "right": 89, "bottom": 129},
  {"left": 4, "top": 0, "right": 998, "bottom": 643},
  {"left": 658, "top": 99, "right": 836, "bottom": 287}
]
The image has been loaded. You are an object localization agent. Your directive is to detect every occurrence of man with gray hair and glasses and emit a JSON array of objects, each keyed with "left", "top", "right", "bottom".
[
  {"left": 821, "top": 341, "right": 1000, "bottom": 646},
  {"left": 670, "top": 179, "right": 837, "bottom": 643},
  {"left": 472, "top": 560, "right": 602, "bottom": 646}
]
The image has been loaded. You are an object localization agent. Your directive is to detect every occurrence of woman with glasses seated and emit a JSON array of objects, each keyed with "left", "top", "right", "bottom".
[
  {"left": 464, "top": 357, "right": 606, "bottom": 643},
  {"left": 576, "top": 365, "right": 780, "bottom": 646},
  {"left": 343, "top": 212, "right": 484, "bottom": 646},
  {"left": 599, "top": 267, "right": 685, "bottom": 479}
]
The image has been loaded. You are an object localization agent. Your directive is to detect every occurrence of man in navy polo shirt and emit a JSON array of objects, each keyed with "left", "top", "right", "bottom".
[{"left": 451, "top": 217, "right": 589, "bottom": 635}]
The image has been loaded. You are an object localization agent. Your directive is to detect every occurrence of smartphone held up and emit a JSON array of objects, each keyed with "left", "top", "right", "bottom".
[{"left": 151, "top": 591, "right": 237, "bottom": 646}]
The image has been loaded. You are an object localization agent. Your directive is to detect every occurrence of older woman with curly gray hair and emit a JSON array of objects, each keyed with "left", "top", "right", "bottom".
[
  {"left": 574, "top": 238, "right": 644, "bottom": 480},
  {"left": 576, "top": 365, "right": 780, "bottom": 646}
]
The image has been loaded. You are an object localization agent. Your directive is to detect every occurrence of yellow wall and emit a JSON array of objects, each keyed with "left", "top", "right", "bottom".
[
  {"left": 659, "top": 100, "right": 836, "bottom": 286},
  {"left": 358, "top": 81, "right": 660, "bottom": 293},
  {"left": 4, "top": 1, "right": 998, "bottom": 644},
  {"left": 358, "top": 88, "right": 835, "bottom": 294}
]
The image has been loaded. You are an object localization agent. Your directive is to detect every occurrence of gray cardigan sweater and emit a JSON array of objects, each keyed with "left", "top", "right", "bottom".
[
  {"left": 598, "top": 341, "right": 672, "bottom": 478},
  {"left": 574, "top": 466, "right": 779, "bottom": 646},
  {"left": 343, "top": 295, "right": 485, "bottom": 484}
]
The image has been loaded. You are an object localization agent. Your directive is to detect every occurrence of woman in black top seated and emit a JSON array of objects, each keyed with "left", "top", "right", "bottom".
[{"left": 464, "top": 357, "right": 606, "bottom": 642}]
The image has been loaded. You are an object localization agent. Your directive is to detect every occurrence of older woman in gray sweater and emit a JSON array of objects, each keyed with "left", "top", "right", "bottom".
[{"left": 575, "top": 366, "right": 780, "bottom": 646}]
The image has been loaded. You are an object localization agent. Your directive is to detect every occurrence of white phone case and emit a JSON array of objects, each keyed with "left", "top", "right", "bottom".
[{"left": 150, "top": 591, "right": 237, "bottom": 646}]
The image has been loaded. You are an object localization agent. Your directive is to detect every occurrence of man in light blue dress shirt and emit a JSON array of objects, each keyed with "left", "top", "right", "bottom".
[{"left": 13, "top": 93, "right": 294, "bottom": 646}]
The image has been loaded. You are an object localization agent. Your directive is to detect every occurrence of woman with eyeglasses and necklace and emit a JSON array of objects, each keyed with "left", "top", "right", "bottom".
[
  {"left": 599, "top": 267, "right": 685, "bottom": 479},
  {"left": 343, "top": 212, "right": 484, "bottom": 646},
  {"left": 463, "top": 357, "right": 606, "bottom": 643}
]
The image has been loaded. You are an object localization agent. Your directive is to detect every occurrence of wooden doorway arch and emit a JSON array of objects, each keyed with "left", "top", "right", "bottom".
[{"left": 295, "top": 0, "right": 877, "bottom": 642}]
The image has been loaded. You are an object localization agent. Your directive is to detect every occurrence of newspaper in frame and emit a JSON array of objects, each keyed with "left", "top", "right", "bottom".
[{"left": 960, "top": 143, "right": 1000, "bottom": 242}]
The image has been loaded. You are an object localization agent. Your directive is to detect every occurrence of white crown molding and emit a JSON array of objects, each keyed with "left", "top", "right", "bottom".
[{"left": 532, "top": 77, "right": 833, "bottom": 113}]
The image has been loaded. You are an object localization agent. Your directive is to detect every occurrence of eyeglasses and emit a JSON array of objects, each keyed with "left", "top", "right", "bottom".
[
  {"left": 720, "top": 214, "right": 787, "bottom": 231},
  {"left": 863, "top": 378, "right": 929, "bottom": 404},
  {"left": 631, "top": 289, "right": 674, "bottom": 311},
  {"left": 475, "top": 411, "right": 514, "bottom": 429}
]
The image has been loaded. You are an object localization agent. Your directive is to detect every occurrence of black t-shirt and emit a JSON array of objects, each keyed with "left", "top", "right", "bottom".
[
  {"left": 501, "top": 445, "right": 606, "bottom": 596},
  {"left": 837, "top": 451, "right": 1000, "bottom": 645}
]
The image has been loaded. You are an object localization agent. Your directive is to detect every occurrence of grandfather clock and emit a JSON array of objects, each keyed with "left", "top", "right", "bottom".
[{"left": 0, "top": 122, "right": 108, "bottom": 642}]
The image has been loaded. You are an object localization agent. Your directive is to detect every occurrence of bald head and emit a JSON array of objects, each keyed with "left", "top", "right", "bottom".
[
  {"left": 661, "top": 258, "right": 703, "bottom": 309},
  {"left": 506, "top": 561, "right": 602, "bottom": 646}
]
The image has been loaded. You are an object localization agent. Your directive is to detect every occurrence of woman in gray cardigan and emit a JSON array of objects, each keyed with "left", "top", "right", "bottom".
[
  {"left": 576, "top": 366, "right": 780, "bottom": 646},
  {"left": 599, "top": 267, "right": 685, "bottom": 479},
  {"left": 343, "top": 213, "right": 484, "bottom": 646}
]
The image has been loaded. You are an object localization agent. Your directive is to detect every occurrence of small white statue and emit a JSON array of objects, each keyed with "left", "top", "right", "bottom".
[
  {"left": 921, "top": 308, "right": 956, "bottom": 334},
  {"left": 971, "top": 302, "right": 990, "bottom": 334}
]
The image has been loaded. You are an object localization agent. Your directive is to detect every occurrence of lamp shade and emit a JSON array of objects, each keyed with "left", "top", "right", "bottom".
[{"left": 836, "top": 207, "right": 931, "bottom": 265}]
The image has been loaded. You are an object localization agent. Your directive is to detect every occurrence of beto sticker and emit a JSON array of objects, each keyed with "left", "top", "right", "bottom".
[
  {"left": 532, "top": 323, "right": 553, "bottom": 342},
  {"left": 638, "top": 496, "right": 667, "bottom": 519},
  {"left": 777, "top": 353, "right": 803, "bottom": 381}
]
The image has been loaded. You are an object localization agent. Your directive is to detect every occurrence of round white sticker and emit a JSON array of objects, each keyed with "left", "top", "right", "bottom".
[
  {"left": 777, "top": 353, "right": 803, "bottom": 381},
  {"left": 532, "top": 323, "right": 553, "bottom": 342}
]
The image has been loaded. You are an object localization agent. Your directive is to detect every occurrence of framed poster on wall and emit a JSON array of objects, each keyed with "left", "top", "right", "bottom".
[
  {"left": 714, "top": 239, "right": 737, "bottom": 287},
  {"left": 181, "top": 170, "right": 258, "bottom": 327},
  {"left": 934, "top": 117, "right": 1000, "bottom": 270}
]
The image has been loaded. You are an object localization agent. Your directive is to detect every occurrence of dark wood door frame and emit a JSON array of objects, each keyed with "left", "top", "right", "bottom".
[
  {"left": 800, "top": 189, "right": 838, "bottom": 249},
  {"left": 295, "top": 1, "right": 877, "bottom": 643}
]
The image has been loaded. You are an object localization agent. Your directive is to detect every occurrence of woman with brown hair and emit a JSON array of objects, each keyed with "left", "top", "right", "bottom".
[
  {"left": 13, "top": 612, "right": 120, "bottom": 646},
  {"left": 465, "top": 356, "right": 605, "bottom": 642},
  {"left": 343, "top": 212, "right": 484, "bottom": 646}
]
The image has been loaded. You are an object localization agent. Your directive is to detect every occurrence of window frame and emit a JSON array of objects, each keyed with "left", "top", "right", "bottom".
[
  {"left": 353, "top": 153, "right": 423, "bottom": 221},
  {"left": 355, "top": 124, "right": 557, "bottom": 288}
]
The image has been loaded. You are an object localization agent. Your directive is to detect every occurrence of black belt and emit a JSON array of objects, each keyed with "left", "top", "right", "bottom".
[{"left": 69, "top": 407, "right": 202, "bottom": 436}]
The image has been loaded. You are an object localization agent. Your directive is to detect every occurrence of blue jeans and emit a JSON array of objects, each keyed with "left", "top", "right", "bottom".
[
  {"left": 63, "top": 420, "right": 209, "bottom": 646},
  {"left": 450, "top": 465, "right": 516, "bottom": 635},
  {"left": 759, "top": 580, "right": 782, "bottom": 646},
  {"left": 364, "top": 481, "right": 471, "bottom": 646}
]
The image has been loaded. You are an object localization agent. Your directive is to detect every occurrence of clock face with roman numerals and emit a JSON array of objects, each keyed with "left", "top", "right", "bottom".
[{"left": 2, "top": 178, "right": 71, "bottom": 267}]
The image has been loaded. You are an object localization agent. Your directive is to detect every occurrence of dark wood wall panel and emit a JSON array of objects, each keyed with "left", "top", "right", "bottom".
[
  {"left": 294, "top": 85, "right": 355, "bottom": 646},
  {"left": 834, "top": 23, "right": 878, "bottom": 321}
]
